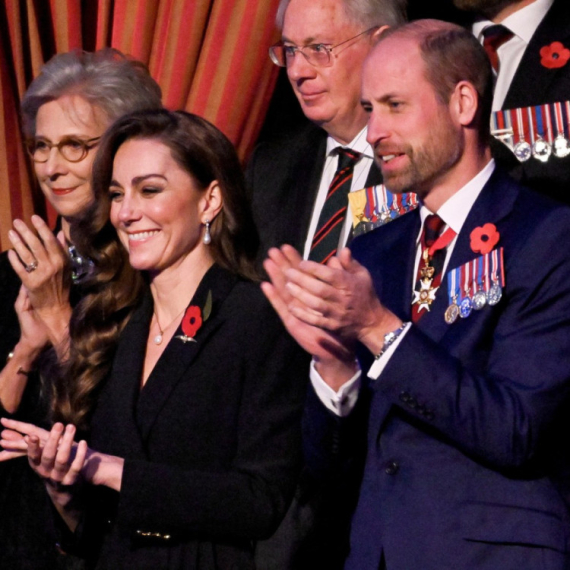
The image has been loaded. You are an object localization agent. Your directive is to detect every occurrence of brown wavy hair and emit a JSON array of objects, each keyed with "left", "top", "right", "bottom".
[{"left": 52, "top": 110, "right": 259, "bottom": 430}]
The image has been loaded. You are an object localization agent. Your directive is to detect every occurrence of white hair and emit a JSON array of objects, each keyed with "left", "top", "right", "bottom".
[
  {"left": 276, "top": 0, "right": 408, "bottom": 30},
  {"left": 21, "top": 48, "right": 162, "bottom": 136}
]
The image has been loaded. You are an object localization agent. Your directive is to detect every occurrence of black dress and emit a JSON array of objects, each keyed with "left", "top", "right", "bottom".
[{"left": 0, "top": 251, "right": 83, "bottom": 570}]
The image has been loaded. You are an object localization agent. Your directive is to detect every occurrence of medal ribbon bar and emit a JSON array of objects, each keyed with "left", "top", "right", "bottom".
[{"left": 491, "top": 101, "right": 570, "bottom": 163}]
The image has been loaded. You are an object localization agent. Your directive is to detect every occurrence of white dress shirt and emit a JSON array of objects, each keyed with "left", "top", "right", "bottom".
[
  {"left": 302, "top": 128, "right": 374, "bottom": 259},
  {"left": 472, "top": 0, "right": 553, "bottom": 111},
  {"left": 311, "top": 160, "right": 496, "bottom": 416}
]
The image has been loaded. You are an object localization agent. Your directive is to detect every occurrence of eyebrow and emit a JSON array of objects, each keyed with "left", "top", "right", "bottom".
[
  {"left": 33, "top": 133, "right": 96, "bottom": 141},
  {"left": 281, "top": 35, "right": 320, "bottom": 45},
  {"left": 109, "top": 173, "right": 168, "bottom": 188},
  {"left": 362, "top": 92, "right": 401, "bottom": 105}
]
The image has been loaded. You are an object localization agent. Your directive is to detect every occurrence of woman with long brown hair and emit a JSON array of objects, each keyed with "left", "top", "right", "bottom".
[{"left": 2, "top": 109, "right": 309, "bottom": 569}]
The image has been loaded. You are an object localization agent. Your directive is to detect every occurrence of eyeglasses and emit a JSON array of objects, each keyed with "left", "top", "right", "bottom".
[
  {"left": 269, "top": 27, "right": 377, "bottom": 68},
  {"left": 26, "top": 136, "right": 102, "bottom": 163}
]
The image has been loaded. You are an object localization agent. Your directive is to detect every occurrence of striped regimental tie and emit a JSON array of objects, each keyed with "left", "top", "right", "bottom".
[{"left": 309, "top": 147, "right": 361, "bottom": 264}]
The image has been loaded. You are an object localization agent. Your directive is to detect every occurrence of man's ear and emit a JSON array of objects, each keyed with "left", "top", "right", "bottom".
[
  {"left": 450, "top": 80, "right": 479, "bottom": 127},
  {"left": 200, "top": 180, "right": 223, "bottom": 224},
  {"left": 372, "top": 25, "right": 390, "bottom": 44}
]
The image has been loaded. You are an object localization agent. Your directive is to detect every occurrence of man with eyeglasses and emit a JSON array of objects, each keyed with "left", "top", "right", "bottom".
[
  {"left": 247, "top": 0, "right": 407, "bottom": 265},
  {"left": 249, "top": 3, "right": 407, "bottom": 568}
]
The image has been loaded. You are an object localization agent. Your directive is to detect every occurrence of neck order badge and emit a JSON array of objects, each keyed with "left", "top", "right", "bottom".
[{"left": 412, "top": 214, "right": 456, "bottom": 322}]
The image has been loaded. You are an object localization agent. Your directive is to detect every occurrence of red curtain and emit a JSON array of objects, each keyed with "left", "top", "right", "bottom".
[{"left": 0, "top": 0, "right": 281, "bottom": 249}]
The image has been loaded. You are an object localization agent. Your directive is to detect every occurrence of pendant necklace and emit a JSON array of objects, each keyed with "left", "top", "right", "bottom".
[{"left": 153, "top": 307, "right": 186, "bottom": 345}]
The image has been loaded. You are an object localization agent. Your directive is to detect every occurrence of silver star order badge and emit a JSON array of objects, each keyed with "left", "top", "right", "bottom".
[{"left": 412, "top": 278, "right": 438, "bottom": 314}]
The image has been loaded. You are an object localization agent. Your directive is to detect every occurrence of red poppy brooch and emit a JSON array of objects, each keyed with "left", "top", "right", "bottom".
[
  {"left": 540, "top": 42, "right": 570, "bottom": 69},
  {"left": 470, "top": 223, "right": 500, "bottom": 255},
  {"left": 176, "top": 290, "right": 212, "bottom": 343}
]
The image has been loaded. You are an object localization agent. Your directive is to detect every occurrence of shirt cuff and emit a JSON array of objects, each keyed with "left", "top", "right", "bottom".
[
  {"left": 309, "top": 359, "right": 361, "bottom": 417},
  {"left": 367, "top": 322, "right": 411, "bottom": 380}
]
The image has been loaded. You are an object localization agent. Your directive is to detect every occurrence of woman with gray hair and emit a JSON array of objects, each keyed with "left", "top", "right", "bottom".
[{"left": 0, "top": 48, "right": 161, "bottom": 570}]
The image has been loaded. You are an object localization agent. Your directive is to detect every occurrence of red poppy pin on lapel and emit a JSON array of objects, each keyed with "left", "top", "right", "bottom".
[
  {"left": 176, "top": 290, "right": 212, "bottom": 343},
  {"left": 470, "top": 223, "right": 500, "bottom": 255},
  {"left": 540, "top": 42, "right": 570, "bottom": 69}
]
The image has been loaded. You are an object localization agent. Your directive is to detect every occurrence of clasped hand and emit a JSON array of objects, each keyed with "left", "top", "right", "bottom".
[
  {"left": 0, "top": 418, "right": 87, "bottom": 497},
  {"left": 263, "top": 246, "right": 393, "bottom": 347}
]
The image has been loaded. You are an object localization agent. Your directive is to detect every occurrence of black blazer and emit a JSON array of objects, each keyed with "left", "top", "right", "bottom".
[
  {"left": 246, "top": 122, "right": 383, "bottom": 258},
  {"left": 502, "top": 0, "right": 570, "bottom": 109},
  {"left": 0, "top": 252, "right": 65, "bottom": 569},
  {"left": 80, "top": 265, "right": 310, "bottom": 570},
  {"left": 246, "top": 124, "right": 382, "bottom": 568},
  {"left": 486, "top": 0, "right": 570, "bottom": 204}
]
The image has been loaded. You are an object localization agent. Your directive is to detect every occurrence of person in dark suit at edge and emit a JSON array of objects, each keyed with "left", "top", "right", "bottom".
[
  {"left": 247, "top": 0, "right": 407, "bottom": 261},
  {"left": 452, "top": 0, "right": 570, "bottom": 204},
  {"left": 263, "top": 19, "right": 570, "bottom": 569}
]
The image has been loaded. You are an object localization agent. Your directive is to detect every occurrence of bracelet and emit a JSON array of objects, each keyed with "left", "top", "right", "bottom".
[
  {"left": 374, "top": 323, "right": 408, "bottom": 360},
  {"left": 6, "top": 351, "right": 30, "bottom": 376}
]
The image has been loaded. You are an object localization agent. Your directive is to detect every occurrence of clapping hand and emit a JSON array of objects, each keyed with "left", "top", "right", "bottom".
[{"left": 8, "top": 216, "right": 73, "bottom": 354}]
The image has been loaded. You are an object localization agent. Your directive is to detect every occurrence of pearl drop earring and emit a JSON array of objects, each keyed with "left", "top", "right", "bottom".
[{"left": 203, "top": 219, "right": 211, "bottom": 245}]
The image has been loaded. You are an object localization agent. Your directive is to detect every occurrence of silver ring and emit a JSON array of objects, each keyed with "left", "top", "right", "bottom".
[{"left": 24, "top": 260, "right": 38, "bottom": 273}]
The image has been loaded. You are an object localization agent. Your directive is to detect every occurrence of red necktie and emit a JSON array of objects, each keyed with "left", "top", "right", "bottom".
[
  {"left": 411, "top": 214, "right": 456, "bottom": 323},
  {"left": 482, "top": 25, "right": 514, "bottom": 73},
  {"left": 309, "top": 147, "right": 361, "bottom": 264}
]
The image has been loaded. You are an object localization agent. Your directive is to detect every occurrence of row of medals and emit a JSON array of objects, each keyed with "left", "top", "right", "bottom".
[
  {"left": 444, "top": 280, "right": 502, "bottom": 325},
  {"left": 495, "top": 131, "right": 570, "bottom": 162},
  {"left": 353, "top": 206, "right": 395, "bottom": 237}
]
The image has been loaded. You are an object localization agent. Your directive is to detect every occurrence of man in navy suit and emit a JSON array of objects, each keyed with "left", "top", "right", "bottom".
[{"left": 263, "top": 19, "right": 570, "bottom": 569}]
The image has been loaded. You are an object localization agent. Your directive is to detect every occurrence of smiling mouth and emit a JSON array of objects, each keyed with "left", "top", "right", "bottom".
[
  {"left": 379, "top": 153, "right": 405, "bottom": 163},
  {"left": 51, "top": 187, "right": 76, "bottom": 195},
  {"left": 128, "top": 230, "right": 160, "bottom": 241}
]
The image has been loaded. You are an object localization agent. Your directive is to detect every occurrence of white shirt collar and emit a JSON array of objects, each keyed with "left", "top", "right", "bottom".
[
  {"left": 326, "top": 127, "right": 373, "bottom": 159},
  {"left": 473, "top": 0, "right": 553, "bottom": 45},
  {"left": 419, "top": 160, "right": 496, "bottom": 239}
]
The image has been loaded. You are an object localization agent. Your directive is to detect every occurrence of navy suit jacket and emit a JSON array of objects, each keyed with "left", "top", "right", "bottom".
[{"left": 305, "top": 170, "right": 570, "bottom": 569}]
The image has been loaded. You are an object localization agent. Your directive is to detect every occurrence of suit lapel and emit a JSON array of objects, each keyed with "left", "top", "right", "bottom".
[
  {"left": 416, "top": 169, "right": 518, "bottom": 343},
  {"left": 364, "top": 161, "right": 383, "bottom": 187},
  {"left": 504, "top": 0, "right": 570, "bottom": 108},
  {"left": 135, "top": 265, "right": 238, "bottom": 441},
  {"left": 380, "top": 211, "right": 421, "bottom": 321},
  {"left": 102, "top": 292, "right": 153, "bottom": 458},
  {"left": 287, "top": 127, "right": 328, "bottom": 251}
]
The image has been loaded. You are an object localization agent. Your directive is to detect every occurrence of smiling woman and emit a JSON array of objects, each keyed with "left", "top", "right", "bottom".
[
  {"left": 108, "top": 138, "right": 216, "bottom": 278},
  {"left": 28, "top": 96, "right": 106, "bottom": 225},
  {"left": 2, "top": 109, "right": 310, "bottom": 569}
]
